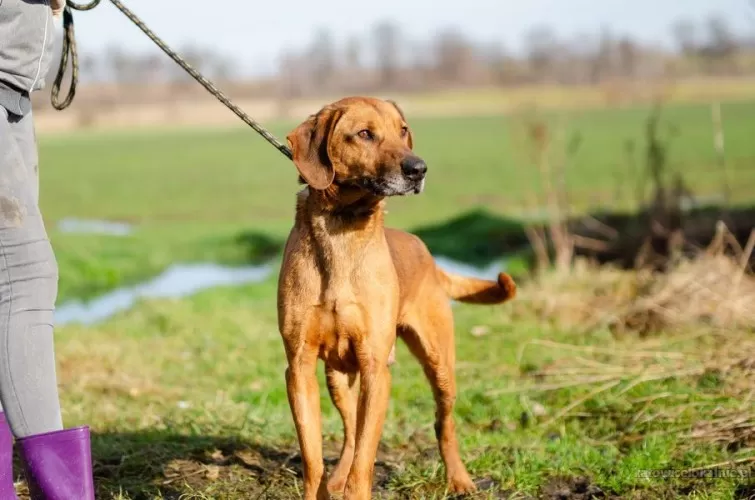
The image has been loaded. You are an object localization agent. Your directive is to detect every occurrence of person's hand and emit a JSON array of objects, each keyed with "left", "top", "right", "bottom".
[{"left": 51, "top": 0, "right": 66, "bottom": 18}]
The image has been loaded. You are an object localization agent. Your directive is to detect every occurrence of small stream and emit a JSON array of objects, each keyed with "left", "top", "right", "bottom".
[
  {"left": 55, "top": 263, "right": 274, "bottom": 326},
  {"left": 53, "top": 218, "right": 507, "bottom": 326},
  {"left": 433, "top": 255, "right": 505, "bottom": 280},
  {"left": 57, "top": 218, "right": 133, "bottom": 236},
  {"left": 54, "top": 256, "right": 506, "bottom": 327}
]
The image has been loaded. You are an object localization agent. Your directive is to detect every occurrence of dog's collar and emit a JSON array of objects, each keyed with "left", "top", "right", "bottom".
[
  {"left": 299, "top": 177, "right": 382, "bottom": 219},
  {"left": 331, "top": 177, "right": 367, "bottom": 190},
  {"left": 332, "top": 200, "right": 380, "bottom": 220},
  {"left": 298, "top": 175, "right": 367, "bottom": 190}
]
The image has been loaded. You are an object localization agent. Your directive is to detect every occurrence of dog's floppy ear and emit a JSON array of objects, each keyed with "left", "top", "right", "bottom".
[
  {"left": 286, "top": 106, "right": 343, "bottom": 190},
  {"left": 387, "top": 99, "right": 413, "bottom": 149}
]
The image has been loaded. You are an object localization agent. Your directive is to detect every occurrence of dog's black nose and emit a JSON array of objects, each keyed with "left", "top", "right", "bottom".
[{"left": 401, "top": 156, "right": 427, "bottom": 180}]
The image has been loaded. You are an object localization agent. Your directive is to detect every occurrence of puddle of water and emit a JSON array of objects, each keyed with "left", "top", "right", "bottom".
[
  {"left": 433, "top": 255, "right": 506, "bottom": 280},
  {"left": 681, "top": 194, "right": 726, "bottom": 212},
  {"left": 434, "top": 256, "right": 508, "bottom": 306},
  {"left": 55, "top": 262, "right": 274, "bottom": 326},
  {"left": 57, "top": 218, "right": 133, "bottom": 236}
]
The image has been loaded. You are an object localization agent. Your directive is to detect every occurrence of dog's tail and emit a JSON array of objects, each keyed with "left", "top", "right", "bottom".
[{"left": 436, "top": 267, "right": 517, "bottom": 305}]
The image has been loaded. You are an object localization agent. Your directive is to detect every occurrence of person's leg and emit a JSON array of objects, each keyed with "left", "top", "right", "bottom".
[
  {"left": 0, "top": 106, "right": 94, "bottom": 500},
  {"left": 0, "top": 106, "right": 63, "bottom": 439}
]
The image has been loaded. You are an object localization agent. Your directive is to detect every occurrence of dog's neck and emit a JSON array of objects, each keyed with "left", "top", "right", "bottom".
[
  {"left": 296, "top": 185, "right": 386, "bottom": 230},
  {"left": 295, "top": 185, "right": 387, "bottom": 271}
]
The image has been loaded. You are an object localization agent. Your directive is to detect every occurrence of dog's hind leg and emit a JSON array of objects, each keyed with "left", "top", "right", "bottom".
[
  {"left": 400, "top": 306, "right": 477, "bottom": 495},
  {"left": 325, "top": 367, "right": 358, "bottom": 494}
]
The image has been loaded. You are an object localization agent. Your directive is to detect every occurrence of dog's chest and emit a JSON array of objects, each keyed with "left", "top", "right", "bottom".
[
  {"left": 319, "top": 291, "right": 364, "bottom": 331},
  {"left": 313, "top": 280, "right": 398, "bottom": 368},
  {"left": 282, "top": 222, "right": 399, "bottom": 369},
  {"left": 314, "top": 295, "right": 367, "bottom": 371}
]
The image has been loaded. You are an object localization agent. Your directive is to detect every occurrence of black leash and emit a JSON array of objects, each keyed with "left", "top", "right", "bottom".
[{"left": 53, "top": 0, "right": 293, "bottom": 160}]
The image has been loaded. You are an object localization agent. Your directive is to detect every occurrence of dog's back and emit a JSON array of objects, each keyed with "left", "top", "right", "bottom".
[{"left": 385, "top": 228, "right": 516, "bottom": 314}]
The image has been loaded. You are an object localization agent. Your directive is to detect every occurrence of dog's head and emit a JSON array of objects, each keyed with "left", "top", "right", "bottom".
[{"left": 286, "top": 96, "right": 426, "bottom": 197}]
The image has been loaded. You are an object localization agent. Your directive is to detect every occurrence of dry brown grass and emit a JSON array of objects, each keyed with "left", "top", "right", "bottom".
[
  {"left": 490, "top": 223, "right": 755, "bottom": 456},
  {"left": 32, "top": 77, "right": 755, "bottom": 135},
  {"left": 514, "top": 224, "right": 755, "bottom": 336},
  {"left": 492, "top": 328, "right": 755, "bottom": 452},
  {"left": 489, "top": 322, "right": 754, "bottom": 453}
]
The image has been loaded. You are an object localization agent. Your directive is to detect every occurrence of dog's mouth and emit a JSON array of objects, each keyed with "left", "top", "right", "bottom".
[
  {"left": 358, "top": 175, "right": 425, "bottom": 197},
  {"left": 407, "top": 178, "right": 426, "bottom": 195}
]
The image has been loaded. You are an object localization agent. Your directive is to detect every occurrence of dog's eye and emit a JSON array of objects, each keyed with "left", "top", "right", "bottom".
[
  {"left": 357, "top": 129, "right": 373, "bottom": 140},
  {"left": 400, "top": 126, "right": 409, "bottom": 138}
]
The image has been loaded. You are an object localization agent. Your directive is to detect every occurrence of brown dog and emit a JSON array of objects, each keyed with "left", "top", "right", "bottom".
[{"left": 277, "top": 96, "right": 516, "bottom": 499}]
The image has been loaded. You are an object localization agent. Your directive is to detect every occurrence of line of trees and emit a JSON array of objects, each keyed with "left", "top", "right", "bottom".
[{"left": 50, "top": 14, "right": 755, "bottom": 100}]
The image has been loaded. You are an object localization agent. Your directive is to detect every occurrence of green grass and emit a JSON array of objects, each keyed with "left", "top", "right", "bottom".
[
  {"left": 42, "top": 100, "right": 755, "bottom": 224},
  {"left": 41, "top": 99, "right": 755, "bottom": 300},
  {"left": 24, "top": 99, "right": 755, "bottom": 498},
  {"left": 48, "top": 275, "right": 753, "bottom": 499}
]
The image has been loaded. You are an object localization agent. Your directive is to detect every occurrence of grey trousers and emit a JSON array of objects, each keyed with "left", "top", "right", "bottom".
[{"left": 0, "top": 105, "right": 63, "bottom": 438}]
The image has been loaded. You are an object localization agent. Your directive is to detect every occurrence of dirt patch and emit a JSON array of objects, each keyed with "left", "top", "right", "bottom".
[
  {"left": 79, "top": 432, "right": 517, "bottom": 499},
  {"left": 540, "top": 476, "right": 613, "bottom": 499},
  {"left": 0, "top": 196, "right": 25, "bottom": 227},
  {"left": 734, "top": 482, "right": 755, "bottom": 499},
  {"left": 77, "top": 434, "right": 412, "bottom": 499}
]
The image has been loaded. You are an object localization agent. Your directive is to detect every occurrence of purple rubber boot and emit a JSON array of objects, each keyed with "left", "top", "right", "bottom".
[
  {"left": 17, "top": 426, "right": 95, "bottom": 500},
  {"left": 0, "top": 414, "right": 19, "bottom": 500}
]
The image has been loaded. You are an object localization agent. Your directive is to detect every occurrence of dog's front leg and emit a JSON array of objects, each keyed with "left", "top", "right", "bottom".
[
  {"left": 325, "top": 367, "right": 358, "bottom": 494},
  {"left": 343, "top": 339, "right": 393, "bottom": 500},
  {"left": 286, "top": 350, "right": 329, "bottom": 500}
]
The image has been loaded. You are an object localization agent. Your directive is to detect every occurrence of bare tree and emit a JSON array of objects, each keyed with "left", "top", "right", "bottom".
[
  {"left": 79, "top": 53, "right": 99, "bottom": 83},
  {"left": 704, "top": 15, "right": 738, "bottom": 59},
  {"left": 168, "top": 44, "right": 209, "bottom": 85},
  {"left": 433, "top": 28, "right": 475, "bottom": 84},
  {"left": 616, "top": 37, "right": 638, "bottom": 78},
  {"left": 277, "top": 50, "right": 306, "bottom": 114},
  {"left": 140, "top": 54, "right": 164, "bottom": 83},
  {"left": 210, "top": 56, "right": 235, "bottom": 82},
  {"left": 671, "top": 19, "right": 698, "bottom": 56},
  {"left": 525, "top": 26, "right": 559, "bottom": 82},
  {"left": 307, "top": 28, "right": 336, "bottom": 90},
  {"left": 105, "top": 45, "right": 130, "bottom": 84},
  {"left": 373, "top": 21, "right": 401, "bottom": 88},
  {"left": 344, "top": 35, "right": 362, "bottom": 71},
  {"left": 589, "top": 27, "right": 615, "bottom": 83},
  {"left": 697, "top": 15, "right": 741, "bottom": 74},
  {"left": 485, "top": 42, "right": 512, "bottom": 85}
]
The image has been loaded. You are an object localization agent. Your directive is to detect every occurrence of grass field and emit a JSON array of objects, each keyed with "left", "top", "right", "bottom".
[
  {"left": 42, "top": 99, "right": 755, "bottom": 300},
  {"left": 23, "top": 98, "right": 755, "bottom": 498}
]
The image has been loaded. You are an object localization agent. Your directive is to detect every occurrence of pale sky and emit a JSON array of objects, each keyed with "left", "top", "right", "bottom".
[{"left": 68, "top": 0, "right": 754, "bottom": 76}]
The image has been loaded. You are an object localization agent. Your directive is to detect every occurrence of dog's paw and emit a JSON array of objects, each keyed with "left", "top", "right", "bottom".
[
  {"left": 448, "top": 474, "right": 478, "bottom": 495},
  {"left": 327, "top": 475, "right": 347, "bottom": 495},
  {"left": 497, "top": 272, "right": 517, "bottom": 301}
]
